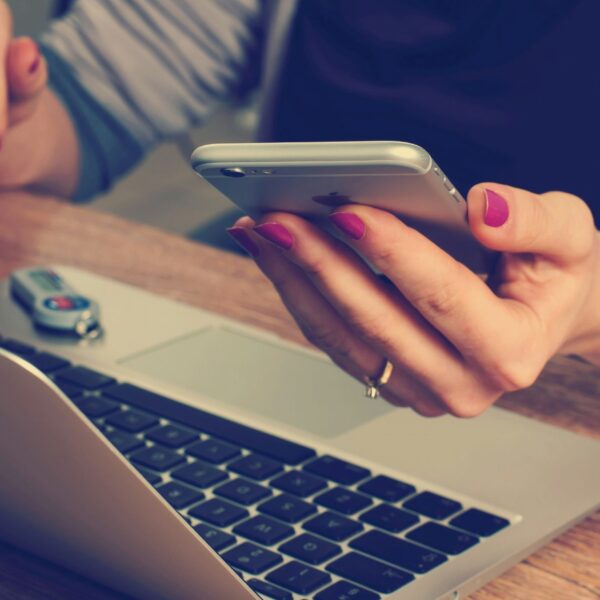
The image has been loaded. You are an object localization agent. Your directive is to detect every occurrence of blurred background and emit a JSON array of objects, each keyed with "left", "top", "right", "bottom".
[{"left": 8, "top": 0, "right": 253, "bottom": 242}]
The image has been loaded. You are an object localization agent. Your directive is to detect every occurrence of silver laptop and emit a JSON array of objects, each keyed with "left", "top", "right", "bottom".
[{"left": 0, "top": 265, "right": 598, "bottom": 600}]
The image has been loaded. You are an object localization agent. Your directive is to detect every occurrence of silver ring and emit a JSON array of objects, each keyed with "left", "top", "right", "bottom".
[{"left": 365, "top": 359, "right": 394, "bottom": 399}]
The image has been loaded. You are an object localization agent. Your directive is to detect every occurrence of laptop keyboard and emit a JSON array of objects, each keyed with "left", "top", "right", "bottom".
[{"left": 1, "top": 338, "right": 512, "bottom": 599}]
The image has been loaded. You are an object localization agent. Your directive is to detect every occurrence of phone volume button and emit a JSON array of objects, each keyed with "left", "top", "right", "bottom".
[
  {"left": 442, "top": 177, "right": 455, "bottom": 192},
  {"left": 448, "top": 188, "right": 462, "bottom": 203}
]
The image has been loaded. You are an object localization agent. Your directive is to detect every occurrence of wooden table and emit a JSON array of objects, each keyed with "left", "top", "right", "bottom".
[{"left": 0, "top": 192, "right": 598, "bottom": 600}]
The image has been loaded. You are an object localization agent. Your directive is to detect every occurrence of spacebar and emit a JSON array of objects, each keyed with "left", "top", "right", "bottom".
[{"left": 103, "top": 383, "right": 315, "bottom": 465}]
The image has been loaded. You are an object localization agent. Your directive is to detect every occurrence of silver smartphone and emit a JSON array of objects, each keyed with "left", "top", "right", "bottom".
[{"left": 191, "top": 141, "right": 493, "bottom": 272}]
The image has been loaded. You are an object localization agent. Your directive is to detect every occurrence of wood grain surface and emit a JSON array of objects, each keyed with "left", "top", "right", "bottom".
[{"left": 0, "top": 192, "right": 598, "bottom": 600}]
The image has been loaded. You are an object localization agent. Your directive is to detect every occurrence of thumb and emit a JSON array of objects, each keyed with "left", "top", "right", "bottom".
[{"left": 467, "top": 182, "right": 596, "bottom": 265}]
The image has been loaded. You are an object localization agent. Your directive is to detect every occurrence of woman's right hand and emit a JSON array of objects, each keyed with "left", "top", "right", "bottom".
[{"left": 0, "top": 0, "right": 78, "bottom": 196}]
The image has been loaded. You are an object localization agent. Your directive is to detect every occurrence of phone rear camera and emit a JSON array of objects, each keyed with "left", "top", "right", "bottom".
[{"left": 221, "top": 167, "right": 246, "bottom": 178}]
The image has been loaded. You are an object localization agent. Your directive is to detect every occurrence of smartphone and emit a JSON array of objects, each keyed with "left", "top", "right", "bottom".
[{"left": 191, "top": 141, "right": 494, "bottom": 273}]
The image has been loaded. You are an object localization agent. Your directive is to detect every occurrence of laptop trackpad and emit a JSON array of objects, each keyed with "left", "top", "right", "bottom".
[{"left": 120, "top": 327, "right": 392, "bottom": 438}]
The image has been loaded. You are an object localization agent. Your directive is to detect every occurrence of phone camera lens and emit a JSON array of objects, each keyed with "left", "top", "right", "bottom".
[{"left": 221, "top": 167, "right": 246, "bottom": 178}]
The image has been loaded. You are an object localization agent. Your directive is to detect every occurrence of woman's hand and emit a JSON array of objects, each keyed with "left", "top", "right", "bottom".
[
  {"left": 0, "top": 1, "right": 78, "bottom": 196},
  {"left": 227, "top": 183, "right": 600, "bottom": 417}
]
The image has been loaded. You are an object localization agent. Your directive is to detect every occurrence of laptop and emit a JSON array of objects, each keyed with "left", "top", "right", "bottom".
[{"left": 0, "top": 265, "right": 598, "bottom": 600}]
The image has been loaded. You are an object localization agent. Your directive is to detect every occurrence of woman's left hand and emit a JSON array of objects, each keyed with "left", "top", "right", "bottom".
[{"left": 227, "top": 183, "right": 600, "bottom": 417}]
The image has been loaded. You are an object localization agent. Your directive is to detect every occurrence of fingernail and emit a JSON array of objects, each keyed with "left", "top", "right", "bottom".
[
  {"left": 28, "top": 55, "right": 41, "bottom": 75},
  {"left": 329, "top": 212, "right": 366, "bottom": 240},
  {"left": 254, "top": 222, "right": 294, "bottom": 250},
  {"left": 226, "top": 227, "right": 259, "bottom": 257},
  {"left": 484, "top": 189, "right": 509, "bottom": 227}
]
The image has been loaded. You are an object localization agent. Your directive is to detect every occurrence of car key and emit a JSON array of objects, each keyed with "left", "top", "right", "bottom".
[{"left": 10, "top": 267, "right": 102, "bottom": 338}]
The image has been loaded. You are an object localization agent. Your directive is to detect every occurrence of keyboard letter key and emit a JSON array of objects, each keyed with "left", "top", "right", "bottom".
[
  {"left": 450, "top": 508, "right": 510, "bottom": 537},
  {"left": 406, "top": 522, "right": 478, "bottom": 555},
  {"left": 222, "top": 542, "right": 282, "bottom": 575},
  {"left": 304, "top": 455, "right": 370, "bottom": 485},
  {"left": 267, "top": 561, "right": 331, "bottom": 595},
  {"left": 403, "top": 491, "right": 462, "bottom": 520},
  {"left": 327, "top": 552, "right": 414, "bottom": 594},
  {"left": 350, "top": 530, "right": 446, "bottom": 573}
]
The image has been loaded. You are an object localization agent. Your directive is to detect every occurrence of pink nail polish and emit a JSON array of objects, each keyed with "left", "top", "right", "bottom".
[
  {"left": 226, "top": 227, "right": 259, "bottom": 257},
  {"left": 484, "top": 189, "right": 509, "bottom": 227},
  {"left": 254, "top": 223, "right": 294, "bottom": 250},
  {"left": 329, "top": 212, "right": 366, "bottom": 240},
  {"left": 28, "top": 55, "right": 41, "bottom": 75}
]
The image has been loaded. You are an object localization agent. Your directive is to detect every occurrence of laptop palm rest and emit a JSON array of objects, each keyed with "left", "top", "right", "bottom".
[
  {"left": 119, "top": 327, "right": 392, "bottom": 438},
  {"left": 0, "top": 349, "right": 254, "bottom": 600}
]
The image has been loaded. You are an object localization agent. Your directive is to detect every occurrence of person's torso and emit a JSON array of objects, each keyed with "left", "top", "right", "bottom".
[{"left": 269, "top": 0, "right": 600, "bottom": 221}]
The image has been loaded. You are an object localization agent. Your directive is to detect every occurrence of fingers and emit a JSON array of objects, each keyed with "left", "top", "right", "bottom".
[
  {"left": 253, "top": 212, "right": 465, "bottom": 374},
  {"left": 7, "top": 37, "right": 47, "bottom": 124},
  {"left": 243, "top": 213, "right": 495, "bottom": 416},
  {"left": 228, "top": 219, "right": 448, "bottom": 416},
  {"left": 326, "top": 204, "right": 519, "bottom": 365},
  {"left": 0, "top": 0, "right": 12, "bottom": 137},
  {"left": 229, "top": 217, "right": 392, "bottom": 389},
  {"left": 467, "top": 183, "right": 597, "bottom": 266}
]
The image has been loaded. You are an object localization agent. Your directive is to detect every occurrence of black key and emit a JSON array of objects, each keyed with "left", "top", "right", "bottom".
[
  {"left": 222, "top": 542, "right": 282, "bottom": 575},
  {"left": 130, "top": 446, "right": 184, "bottom": 471},
  {"left": 25, "top": 352, "right": 70, "bottom": 373},
  {"left": 406, "top": 522, "right": 478, "bottom": 555},
  {"left": 315, "top": 487, "right": 372, "bottom": 515},
  {"left": 450, "top": 508, "right": 510, "bottom": 537},
  {"left": 193, "top": 522, "right": 236, "bottom": 552},
  {"left": 228, "top": 453, "right": 283, "bottom": 480},
  {"left": 55, "top": 366, "right": 115, "bottom": 390},
  {"left": 186, "top": 438, "right": 241, "bottom": 464},
  {"left": 304, "top": 455, "right": 370, "bottom": 486},
  {"left": 104, "top": 383, "right": 315, "bottom": 465},
  {"left": 189, "top": 498, "right": 248, "bottom": 527},
  {"left": 171, "top": 461, "right": 228, "bottom": 488},
  {"left": 303, "top": 511, "right": 363, "bottom": 542},
  {"left": 258, "top": 493, "right": 316, "bottom": 523},
  {"left": 75, "top": 396, "right": 120, "bottom": 418},
  {"left": 104, "top": 429, "right": 145, "bottom": 453},
  {"left": 234, "top": 515, "right": 294, "bottom": 545},
  {"left": 146, "top": 424, "right": 198, "bottom": 448},
  {"left": 358, "top": 475, "right": 416, "bottom": 503},
  {"left": 0, "top": 339, "right": 36, "bottom": 355},
  {"left": 350, "top": 530, "right": 446, "bottom": 574},
  {"left": 359, "top": 504, "right": 419, "bottom": 533},
  {"left": 403, "top": 491, "right": 462, "bottom": 520},
  {"left": 315, "top": 580, "right": 380, "bottom": 600},
  {"left": 214, "top": 478, "right": 271, "bottom": 505},
  {"left": 247, "top": 579, "right": 292, "bottom": 600},
  {"left": 266, "top": 561, "right": 331, "bottom": 595},
  {"left": 135, "top": 466, "right": 162, "bottom": 485},
  {"left": 327, "top": 553, "right": 414, "bottom": 594},
  {"left": 156, "top": 481, "right": 204, "bottom": 509},
  {"left": 279, "top": 533, "right": 341, "bottom": 565},
  {"left": 53, "top": 379, "right": 84, "bottom": 399},
  {"left": 105, "top": 409, "right": 159, "bottom": 433},
  {"left": 271, "top": 470, "right": 327, "bottom": 498}
]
